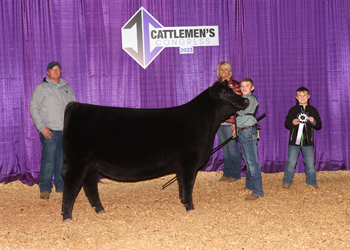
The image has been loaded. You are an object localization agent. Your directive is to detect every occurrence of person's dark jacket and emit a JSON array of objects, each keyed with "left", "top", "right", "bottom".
[{"left": 285, "top": 104, "right": 322, "bottom": 146}]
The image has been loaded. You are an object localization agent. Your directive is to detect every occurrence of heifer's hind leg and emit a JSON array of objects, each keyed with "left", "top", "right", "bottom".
[
  {"left": 61, "top": 165, "right": 85, "bottom": 221},
  {"left": 176, "top": 172, "right": 184, "bottom": 204},
  {"left": 83, "top": 168, "right": 105, "bottom": 214}
]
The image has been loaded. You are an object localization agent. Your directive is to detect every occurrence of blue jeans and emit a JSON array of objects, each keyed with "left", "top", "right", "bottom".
[
  {"left": 238, "top": 127, "right": 264, "bottom": 197},
  {"left": 217, "top": 125, "right": 242, "bottom": 179},
  {"left": 283, "top": 145, "right": 317, "bottom": 186},
  {"left": 39, "top": 130, "right": 64, "bottom": 193}
]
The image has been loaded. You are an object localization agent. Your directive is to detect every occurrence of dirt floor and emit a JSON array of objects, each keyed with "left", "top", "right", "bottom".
[{"left": 0, "top": 171, "right": 350, "bottom": 249}]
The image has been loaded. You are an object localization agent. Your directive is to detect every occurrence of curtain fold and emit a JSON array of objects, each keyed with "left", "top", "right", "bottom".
[{"left": 1, "top": 0, "right": 349, "bottom": 184}]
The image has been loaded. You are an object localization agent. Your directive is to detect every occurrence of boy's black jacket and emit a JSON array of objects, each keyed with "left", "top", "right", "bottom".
[{"left": 285, "top": 105, "right": 322, "bottom": 146}]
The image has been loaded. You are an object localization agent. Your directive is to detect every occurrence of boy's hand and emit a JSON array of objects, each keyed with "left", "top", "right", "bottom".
[
  {"left": 231, "top": 130, "right": 237, "bottom": 138},
  {"left": 307, "top": 116, "right": 314, "bottom": 123},
  {"left": 231, "top": 124, "right": 235, "bottom": 131},
  {"left": 231, "top": 124, "right": 236, "bottom": 138},
  {"left": 293, "top": 119, "right": 300, "bottom": 125}
]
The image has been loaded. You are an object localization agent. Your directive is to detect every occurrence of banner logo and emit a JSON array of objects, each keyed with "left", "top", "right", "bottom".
[{"left": 122, "top": 7, "right": 219, "bottom": 69}]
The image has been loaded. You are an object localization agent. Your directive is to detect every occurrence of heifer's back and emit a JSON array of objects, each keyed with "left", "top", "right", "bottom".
[{"left": 61, "top": 81, "right": 249, "bottom": 221}]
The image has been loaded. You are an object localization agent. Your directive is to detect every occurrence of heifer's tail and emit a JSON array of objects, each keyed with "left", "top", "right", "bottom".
[
  {"left": 64, "top": 101, "right": 78, "bottom": 129},
  {"left": 65, "top": 101, "right": 77, "bottom": 114},
  {"left": 61, "top": 161, "right": 67, "bottom": 180}
]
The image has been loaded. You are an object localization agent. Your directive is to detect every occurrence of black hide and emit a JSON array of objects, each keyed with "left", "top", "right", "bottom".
[{"left": 61, "top": 81, "right": 249, "bottom": 221}]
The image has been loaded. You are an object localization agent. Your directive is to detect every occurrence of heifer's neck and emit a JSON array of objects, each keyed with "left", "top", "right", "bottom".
[{"left": 187, "top": 89, "right": 222, "bottom": 132}]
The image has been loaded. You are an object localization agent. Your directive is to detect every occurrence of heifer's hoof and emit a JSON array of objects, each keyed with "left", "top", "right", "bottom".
[
  {"left": 185, "top": 205, "right": 195, "bottom": 212},
  {"left": 63, "top": 218, "right": 73, "bottom": 222},
  {"left": 93, "top": 206, "right": 105, "bottom": 214},
  {"left": 62, "top": 213, "right": 73, "bottom": 221},
  {"left": 97, "top": 209, "right": 106, "bottom": 214}
]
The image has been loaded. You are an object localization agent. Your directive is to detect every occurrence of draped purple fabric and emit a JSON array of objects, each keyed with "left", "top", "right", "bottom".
[{"left": 1, "top": 0, "right": 349, "bottom": 185}]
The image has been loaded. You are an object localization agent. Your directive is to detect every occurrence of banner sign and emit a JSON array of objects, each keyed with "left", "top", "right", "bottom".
[
  {"left": 122, "top": 7, "right": 219, "bottom": 69},
  {"left": 149, "top": 26, "right": 219, "bottom": 48}
]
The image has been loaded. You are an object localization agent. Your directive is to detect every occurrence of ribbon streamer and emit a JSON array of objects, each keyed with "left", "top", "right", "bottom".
[{"left": 295, "top": 123, "right": 305, "bottom": 145}]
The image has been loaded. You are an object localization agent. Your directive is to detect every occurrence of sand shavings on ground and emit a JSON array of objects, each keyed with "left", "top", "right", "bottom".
[{"left": 0, "top": 171, "right": 350, "bottom": 249}]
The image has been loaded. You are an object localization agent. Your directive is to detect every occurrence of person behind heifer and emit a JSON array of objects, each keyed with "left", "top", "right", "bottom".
[
  {"left": 282, "top": 87, "right": 322, "bottom": 189},
  {"left": 235, "top": 78, "right": 264, "bottom": 200},
  {"left": 30, "top": 61, "right": 76, "bottom": 199},
  {"left": 214, "top": 62, "right": 243, "bottom": 183}
]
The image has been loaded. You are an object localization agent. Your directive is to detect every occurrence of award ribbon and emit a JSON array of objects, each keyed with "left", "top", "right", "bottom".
[{"left": 295, "top": 112, "right": 308, "bottom": 145}]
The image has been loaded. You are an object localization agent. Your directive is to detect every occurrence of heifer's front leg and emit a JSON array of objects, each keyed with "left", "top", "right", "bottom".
[
  {"left": 179, "top": 170, "right": 198, "bottom": 212},
  {"left": 83, "top": 168, "right": 105, "bottom": 214}
]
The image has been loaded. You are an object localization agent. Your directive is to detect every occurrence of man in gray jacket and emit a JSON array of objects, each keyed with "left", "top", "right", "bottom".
[{"left": 30, "top": 61, "right": 76, "bottom": 199}]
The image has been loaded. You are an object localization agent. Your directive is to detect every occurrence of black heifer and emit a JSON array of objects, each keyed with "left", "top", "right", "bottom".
[{"left": 61, "top": 81, "right": 249, "bottom": 221}]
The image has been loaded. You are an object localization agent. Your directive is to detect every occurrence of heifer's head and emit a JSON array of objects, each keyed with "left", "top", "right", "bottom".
[{"left": 210, "top": 80, "right": 249, "bottom": 120}]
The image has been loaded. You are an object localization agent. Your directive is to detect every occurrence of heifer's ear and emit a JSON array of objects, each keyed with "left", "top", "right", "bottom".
[
  {"left": 221, "top": 80, "right": 228, "bottom": 87},
  {"left": 209, "top": 81, "right": 234, "bottom": 100},
  {"left": 218, "top": 86, "right": 234, "bottom": 101},
  {"left": 213, "top": 80, "right": 229, "bottom": 87}
]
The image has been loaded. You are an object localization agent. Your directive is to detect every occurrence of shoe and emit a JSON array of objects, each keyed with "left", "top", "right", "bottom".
[
  {"left": 218, "top": 176, "right": 228, "bottom": 181},
  {"left": 245, "top": 194, "right": 259, "bottom": 200},
  {"left": 282, "top": 183, "right": 291, "bottom": 189},
  {"left": 218, "top": 176, "right": 238, "bottom": 182},
  {"left": 40, "top": 191, "right": 50, "bottom": 199},
  {"left": 308, "top": 184, "right": 320, "bottom": 189}
]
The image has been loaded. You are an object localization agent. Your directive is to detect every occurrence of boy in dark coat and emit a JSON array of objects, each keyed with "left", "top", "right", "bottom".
[{"left": 282, "top": 87, "right": 322, "bottom": 189}]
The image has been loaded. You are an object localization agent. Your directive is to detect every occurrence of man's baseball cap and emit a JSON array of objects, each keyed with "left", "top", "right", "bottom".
[{"left": 47, "top": 61, "right": 61, "bottom": 70}]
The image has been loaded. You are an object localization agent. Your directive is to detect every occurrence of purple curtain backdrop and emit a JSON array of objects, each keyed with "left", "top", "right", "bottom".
[{"left": 1, "top": 0, "right": 349, "bottom": 185}]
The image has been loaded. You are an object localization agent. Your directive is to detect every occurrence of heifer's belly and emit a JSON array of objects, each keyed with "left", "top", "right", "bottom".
[{"left": 95, "top": 160, "right": 179, "bottom": 181}]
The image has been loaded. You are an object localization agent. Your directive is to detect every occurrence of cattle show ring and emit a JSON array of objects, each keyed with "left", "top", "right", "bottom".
[
  {"left": 2, "top": 83, "right": 350, "bottom": 249},
  {"left": 2, "top": 1, "right": 350, "bottom": 249}
]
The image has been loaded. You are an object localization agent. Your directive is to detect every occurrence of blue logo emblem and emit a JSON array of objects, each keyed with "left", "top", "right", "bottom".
[{"left": 122, "top": 7, "right": 164, "bottom": 69}]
